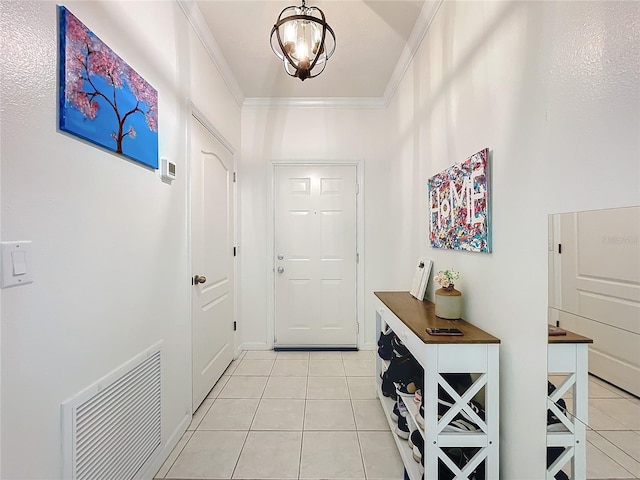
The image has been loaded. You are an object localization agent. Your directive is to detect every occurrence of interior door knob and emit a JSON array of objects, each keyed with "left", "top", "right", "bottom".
[
  {"left": 194, "top": 275, "right": 207, "bottom": 285},
  {"left": 277, "top": 267, "right": 284, "bottom": 274}
]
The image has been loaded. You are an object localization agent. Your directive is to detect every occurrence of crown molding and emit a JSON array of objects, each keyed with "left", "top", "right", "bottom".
[
  {"left": 178, "top": 0, "right": 441, "bottom": 110},
  {"left": 242, "top": 97, "right": 386, "bottom": 109},
  {"left": 177, "top": 0, "right": 245, "bottom": 107},
  {"left": 382, "top": 0, "right": 443, "bottom": 106}
]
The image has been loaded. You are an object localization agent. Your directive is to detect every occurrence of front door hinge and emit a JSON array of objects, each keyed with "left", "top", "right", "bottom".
[
  {"left": 356, "top": 252, "right": 359, "bottom": 264},
  {"left": 558, "top": 243, "right": 562, "bottom": 254},
  {"left": 233, "top": 321, "right": 237, "bottom": 331},
  {"left": 356, "top": 183, "right": 360, "bottom": 194},
  {"left": 234, "top": 246, "right": 237, "bottom": 257},
  {"left": 233, "top": 172, "right": 237, "bottom": 183},
  {"left": 356, "top": 322, "right": 359, "bottom": 333}
]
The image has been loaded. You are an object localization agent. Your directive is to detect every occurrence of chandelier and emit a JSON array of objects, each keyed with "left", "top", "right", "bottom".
[{"left": 270, "top": 0, "right": 336, "bottom": 81}]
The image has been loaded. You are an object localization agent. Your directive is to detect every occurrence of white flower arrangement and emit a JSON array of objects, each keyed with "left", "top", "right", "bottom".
[{"left": 434, "top": 269, "right": 460, "bottom": 289}]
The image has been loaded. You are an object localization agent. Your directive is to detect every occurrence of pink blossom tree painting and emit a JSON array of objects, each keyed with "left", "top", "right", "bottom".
[{"left": 58, "top": 6, "right": 158, "bottom": 168}]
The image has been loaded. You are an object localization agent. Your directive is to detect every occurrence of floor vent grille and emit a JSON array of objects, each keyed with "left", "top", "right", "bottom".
[{"left": 62, "top": 344, "right": 162, "bottom": 480}]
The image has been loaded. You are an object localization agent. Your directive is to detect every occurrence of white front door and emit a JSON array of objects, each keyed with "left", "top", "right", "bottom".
[
  {"left": 274, "top": 164, "right": 358, "bottom": 347},
  {"left": 191, "top": 115, "right": 234, "bottom": 412}
]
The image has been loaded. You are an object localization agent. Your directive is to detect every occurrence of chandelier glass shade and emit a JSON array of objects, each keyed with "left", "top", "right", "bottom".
[{"left": 270, "top": 1, "right": 336, "bottom": 81}]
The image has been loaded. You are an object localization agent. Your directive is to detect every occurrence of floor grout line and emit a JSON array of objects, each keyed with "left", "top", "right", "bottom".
[
  {"left": 587, "top": 433, "right": 638, "bottom": 479},
  {"left": 162, "top": 357, "right": 640, "bottom": 480}
]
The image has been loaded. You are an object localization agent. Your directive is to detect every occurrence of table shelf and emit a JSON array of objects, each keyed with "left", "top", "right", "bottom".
[
  {"left": 377, "top": 391, "right": 424, "bottom": 480},
  {"left": 375, "top": 291, "right": 500, "bottom": 480},
  {"left": 547, "top": 326, "right": 592, "bottom": 480}
]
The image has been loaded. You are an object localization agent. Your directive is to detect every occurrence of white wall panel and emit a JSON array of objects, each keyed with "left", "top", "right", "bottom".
[
  {"left": 0, "top": 1, "right": 241, "bottom": 478},
  {"left": 384, "top": 1, "right": 639, "bottom": 478}
]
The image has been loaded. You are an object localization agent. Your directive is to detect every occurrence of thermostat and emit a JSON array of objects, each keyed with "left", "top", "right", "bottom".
[{"left": 161, "top": 158, "right": 176, "bottom": 181}]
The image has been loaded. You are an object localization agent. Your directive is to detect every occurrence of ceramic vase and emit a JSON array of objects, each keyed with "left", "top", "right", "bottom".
[{"left": 435, "top": 285, "right": 462, "bottom": 319}]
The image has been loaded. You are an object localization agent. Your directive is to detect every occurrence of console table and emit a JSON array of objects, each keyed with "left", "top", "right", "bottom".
[
  {"left": 547, "top": 327, "right": 592, "bottom": 480},
  {"left": 374, "top": 291, "right": 500, "bottom": 480}
]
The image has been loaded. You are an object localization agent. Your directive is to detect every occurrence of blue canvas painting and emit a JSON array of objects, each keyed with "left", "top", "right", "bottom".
[{"left": 58, "top": 6, "right": 158, "bottom": 169}]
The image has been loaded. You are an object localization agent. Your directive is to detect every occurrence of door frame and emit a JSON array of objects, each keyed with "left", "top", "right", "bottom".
[
  {"left": 266, "top": 160, "right": 365, "bottom": 349},
  {"left": 187, "top": 104, "right": 239, "bottom": 409}
]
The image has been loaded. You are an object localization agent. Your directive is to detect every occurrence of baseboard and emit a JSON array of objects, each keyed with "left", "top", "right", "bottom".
[
  {"left": 140, "top": 412, "right": 191, "bottom": 479},
  {"left": 240, "top": 342, "right": 271, "bottom": 351}
]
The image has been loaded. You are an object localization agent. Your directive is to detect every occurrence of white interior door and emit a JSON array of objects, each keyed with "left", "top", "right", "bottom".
[
  {"left": 274, "top": 164, "right": 358, "bottom": 347},
  {"left": 191, "top": 115, "right": 234, "bottom": 412},
  {"left": 552, "top": 207, "right": 640, "bottom": 396}
]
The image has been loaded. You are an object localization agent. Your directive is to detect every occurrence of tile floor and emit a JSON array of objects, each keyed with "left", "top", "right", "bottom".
[
  {"left": 155, "top": 350, "right": 640, "bottom": 480},
  {"left": 570, "top": 375, "right": 640, "bottom": 479}
]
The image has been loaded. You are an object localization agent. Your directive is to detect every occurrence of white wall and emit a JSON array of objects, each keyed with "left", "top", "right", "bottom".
[
  {"left": 188, "top": 23, "right": 241, "bottom": 150},
  {"left": 386, "top": 1, "right": 639, "bottom": 478},
  {"left": 239, "top": 2, "right": 639, "bottom": 478},
  {"left": 239, "top": 107, "right": 392, "bottom": 349},
  {"left": 0, "top": 1, "right": 240, "bottom": 478}
]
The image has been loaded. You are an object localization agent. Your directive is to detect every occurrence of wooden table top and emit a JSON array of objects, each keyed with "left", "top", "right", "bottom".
[
  {"left": 548, "top": 325, "right": 593, "bottom": 344},
  {"left": 374, "top": 291, "right": 500, "bottom": 344}
]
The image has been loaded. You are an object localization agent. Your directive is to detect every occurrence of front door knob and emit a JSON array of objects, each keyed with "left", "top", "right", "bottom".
[
  {"left": 277, "top": 267, "right": 284, "bottom": 274},
  {"left": 194, "top": 275, "right": 207, "bottom": 285}
]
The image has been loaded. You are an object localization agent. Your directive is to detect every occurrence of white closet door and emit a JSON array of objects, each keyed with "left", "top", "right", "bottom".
[{"left": 556, "top": 207, "right": 640, "bottom": 395}]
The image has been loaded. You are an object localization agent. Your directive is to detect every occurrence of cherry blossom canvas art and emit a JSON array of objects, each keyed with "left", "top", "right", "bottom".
[
  {"left": 428, "top": 148, "right": 492, "bottom": 253},
  {"left": 58, "top": 6, "right": 158, "bottom": 169}
]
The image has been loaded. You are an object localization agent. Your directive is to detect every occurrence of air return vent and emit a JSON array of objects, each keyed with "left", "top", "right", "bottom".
[{"left": 62, "top": 343, "right": 162, "bottom": 480}]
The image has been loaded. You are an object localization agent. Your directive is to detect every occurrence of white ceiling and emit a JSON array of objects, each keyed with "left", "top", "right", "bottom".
[{"left": 184, "top": 1, "right": 440, "bottom": 105}]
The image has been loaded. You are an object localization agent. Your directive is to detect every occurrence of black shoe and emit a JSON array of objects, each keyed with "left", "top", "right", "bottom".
[
  {"left": 416, "top": 404, "right": 424, "bottom": 429},
  {"left": 390, "top": 399, "right": 408, "bottom": 422},
  {"left": 394, "top": 381, "right": 418, "bottom": 397},
  {"left": 443, "top": 416, "right": 480, "bottom": 432},
  {"left": 439, "top": 399, "right": 484, "bottom": 432},
  {"left": 438, "top": 398, "right": 485, "bottom": 420},
  {"left": 547, "top": 409, "right": 568, "bottom": 432},
  {"left": 548, "top": 447, "right": 570, "bottom": 479},
  {"left": 390, "top": 402, "right": 399, "bottom": 422},
  {"left": 381, "top": 371, "right": 397, "bottom": 400},
  {"left": 377, "top": 327, "right": 394, "bottom": 360},
  {"left": 547, "top": 397, "right": 568, "bottom": 431},
  {"left": 409, "top": 430, "right": 423, "bottom": 463},
  {"left": 439, "top": 398, "right": 485, "bottom": 419},
  {"left": 391, "top": 335, "right": 410, "bottom": 358},
  {"left": 395, "top": 414, "right": 410, "bottom": 439}
]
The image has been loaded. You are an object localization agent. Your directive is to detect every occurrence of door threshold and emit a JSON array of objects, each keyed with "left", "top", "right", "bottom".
[{"left": 274, "top": 346, "right": 358, "bottom": 352}]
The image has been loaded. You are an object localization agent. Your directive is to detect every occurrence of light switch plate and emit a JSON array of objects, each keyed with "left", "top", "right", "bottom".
[{"left": 1, "top": 241, "right": 33, "bottom": 288}]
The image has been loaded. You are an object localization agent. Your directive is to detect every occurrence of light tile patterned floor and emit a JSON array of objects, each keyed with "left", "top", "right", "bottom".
[
  {"left": 580, "top": 375, "right": 640, "bottom": 479},
  {"left": 155, "top": 351, "right": 640, "bottom": 480}
]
